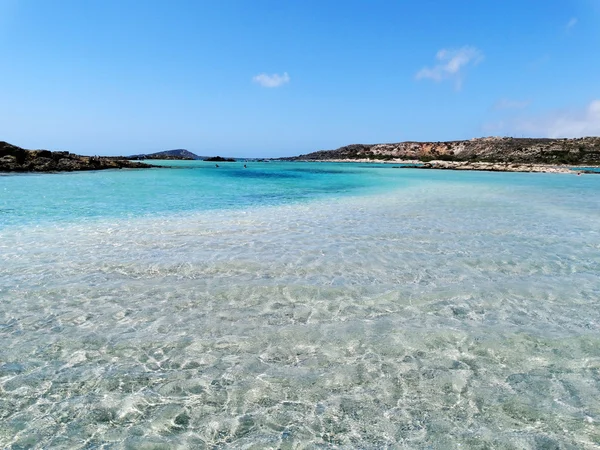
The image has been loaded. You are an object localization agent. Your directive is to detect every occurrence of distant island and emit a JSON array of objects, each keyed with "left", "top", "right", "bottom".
[
  {"left": 0, "top": 141, "right": 244, "bottom": 172},
  {"left": 204, "top": 156, "right": 236, "bottom": 162},
  {"left": 127, "top": 150, "right": 238, "bottom": 162},
  {"left": 285, "top": 137, "right": 600, "bottom": 172},
  {"left": 128, "top": 149, "right": 201, "bottom": 160},
  {"left": 0, "top": 141, "right": 152, "bottom": 172}
]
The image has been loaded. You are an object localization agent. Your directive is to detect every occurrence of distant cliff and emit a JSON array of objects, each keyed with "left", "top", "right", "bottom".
[
  {"left": 0, "top": 141, "right": 152, "bottom": 172},
  {"left": 128, "top": 149, "right": 201, "bottom": 160},
  {"left": 289, "top": 137, "right": 600, "bottom": 165}
]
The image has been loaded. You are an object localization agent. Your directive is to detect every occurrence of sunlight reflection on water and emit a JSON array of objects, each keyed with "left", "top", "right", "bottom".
[{"left": 1, "top": 165, "right": 600, "bottom": 448}]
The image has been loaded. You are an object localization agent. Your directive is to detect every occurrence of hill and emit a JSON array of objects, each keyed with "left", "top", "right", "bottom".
[
  {"left": 288, "top": 137, "right": 600, "bottom": 165},
  {"left": 128, "top": 149, "right": 201, "bottom": 160}
]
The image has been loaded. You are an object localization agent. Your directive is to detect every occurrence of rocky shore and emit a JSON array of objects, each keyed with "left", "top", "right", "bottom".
[
  {"left": 416, "top": 160, "right": 583, "bottom": 173},
  {"left": 291, "top": 158, "right": 594, "bottom": 173},
  {"left": 0, "top": 141, "right": 152, "bottom": 172}
]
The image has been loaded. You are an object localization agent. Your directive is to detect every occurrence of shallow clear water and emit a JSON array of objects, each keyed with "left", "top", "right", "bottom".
[{"left": 1, "top": 162, "right": 600, "bottom": 448}]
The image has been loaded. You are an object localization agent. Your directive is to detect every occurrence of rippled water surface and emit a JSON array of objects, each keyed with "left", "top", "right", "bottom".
[{"left": 1, "top": 162, "right": 600, "bottom": 448}]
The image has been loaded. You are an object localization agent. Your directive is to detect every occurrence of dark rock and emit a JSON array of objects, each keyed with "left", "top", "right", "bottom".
[
  {"left": 204, "top": 156, "right": 236, "bottom": 162},
  {"left": 0, "top": 141, "right": 153, "bottom": 173},
  {"left": 52, "top": 151, "right": 70, "bottom": 161},
  {"left": 32, "top": 157, "right": 54, "bottom": 171},
  {"left": 34, "top": 150, "right": 52, "bottom": 159}
]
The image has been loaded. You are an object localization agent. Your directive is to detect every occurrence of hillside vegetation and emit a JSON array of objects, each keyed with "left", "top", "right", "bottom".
[{"left": 290, "top": 137, "right": 600, "bottom": 165}]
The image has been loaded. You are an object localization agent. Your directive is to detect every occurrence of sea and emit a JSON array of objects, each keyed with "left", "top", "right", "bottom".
[{"left": 1, "top": 161, "right": 600, "bottom": 449}]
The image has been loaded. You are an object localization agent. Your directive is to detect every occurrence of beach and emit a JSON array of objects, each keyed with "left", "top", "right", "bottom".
[{"left": 293, "top": 158, "right": 600, "bottom": 174}]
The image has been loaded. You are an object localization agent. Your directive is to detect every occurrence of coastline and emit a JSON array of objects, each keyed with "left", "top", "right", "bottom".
[
  {"left": 292, "top": 137, "right": 600, "bottom": 168},
  {"left": 0, "top": 141, "right": 153, "bottom": 173},
  {"left": 293, "top": 158, "right": 599, "bottom": 173}
]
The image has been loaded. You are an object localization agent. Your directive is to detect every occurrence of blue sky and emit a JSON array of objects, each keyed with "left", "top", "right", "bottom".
[{"left": 1, "top": 0, "right": 599, "bottom": 157}]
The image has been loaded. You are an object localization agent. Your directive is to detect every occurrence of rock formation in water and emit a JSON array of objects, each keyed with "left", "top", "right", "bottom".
[
  {"left": 0, "top": 141, "right": 152, "bottom": 172},
  {"left": 288, "top": 137, "right": 600, "bottom": 165},
  {"left": 204, "top": 156, "right": 236, "bottom": 162}
]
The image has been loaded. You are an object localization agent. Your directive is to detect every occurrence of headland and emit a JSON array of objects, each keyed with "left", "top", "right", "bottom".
[
  {"left": 0, "top": 141, "right": 152, "bottom": 172},
  {"left": 285, "top": 136, "right": 600, "bottom": 173}
]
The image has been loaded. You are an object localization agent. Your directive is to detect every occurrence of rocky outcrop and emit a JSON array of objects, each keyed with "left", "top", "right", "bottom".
[
  {"left": 417, "top": 161, "right": 578, "bottom": 173},
  {"left": 204, "top": 156, "right": 236, "bottom": 162},
  {"left": 290, "top": 137, "right": 600, "bottom": 165},
  {"left": 0, "top": 141, "right": 152, "bottom": 172}
]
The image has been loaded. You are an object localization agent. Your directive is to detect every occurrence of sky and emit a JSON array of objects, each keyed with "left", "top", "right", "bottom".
[{"left": 1, "top": 0, "right": 599, "bottom": 157}]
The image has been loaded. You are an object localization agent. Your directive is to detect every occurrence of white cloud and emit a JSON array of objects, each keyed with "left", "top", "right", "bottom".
[
  {"left": 415, "top": 46, "right": 483, "bottom": 89},
  {"left": 566, "top": 17, "right": 578, "bottom": 30},
  {"left": 518, "top": 100, "right": 600, "bottom": 137},
  {"left": 252, "top": 72, "right": 290, "bottom": 88},
  {"left": 485, "top": 100, "right": 600, "bottom": 137},
  {"left": 493, "top": 98, "right": 531, "bottom": 110}
]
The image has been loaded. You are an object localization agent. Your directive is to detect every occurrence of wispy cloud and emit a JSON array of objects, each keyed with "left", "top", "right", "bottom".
[
  {"left": 485, "top": 100, "right": 600, "bottom": 138},
  {"left": 415, "top": 46, "right": 483, "bottom": 90},
  {"left": 528, "top": 54, "right": 550, "bottom": 71},
  {"left": 518, "top": 100, "right": 600, "bottom": 137},
  {"left": 566, "top": 17, "right": 578, "bottom": 30},
  {"left": 252, "top": 72, "right": 290, "bottom": 88},
  {"left": 493, "top": 98, "right": 531, "bottom": 110}
]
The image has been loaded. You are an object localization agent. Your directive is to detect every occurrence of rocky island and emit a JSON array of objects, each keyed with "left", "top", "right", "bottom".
[
  {"left": 204, "top": 156, "right": 236, "bottom": 162},
  {"left": 127, "top": 150, "right": 238, "bottom": 162},
  {"left": 0, "top": 141, "right": 152, "bottom": 172},
  {"left": 128, "top": 149, "right": 201, "bottom": 160},
  {"left": 287, "top": 136, "right": 600, "bottom": 173}
]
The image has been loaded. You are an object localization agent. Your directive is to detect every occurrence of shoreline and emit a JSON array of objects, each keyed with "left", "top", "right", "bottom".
[
  {"left": 0, "top": 143, "right": 153, "bottom": 173},
  {"left": 292, "top": 158, "right": 600, "bottom": 173},
  {"left": 293, "top": 137, "right": 600, "bottom": 167}
]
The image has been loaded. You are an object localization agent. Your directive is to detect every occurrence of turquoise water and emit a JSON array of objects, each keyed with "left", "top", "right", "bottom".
[
  {"left": 0, "top": 161, "right": 410, "bottom": 227},
  {"left": 1, "top": 161, "right": 600, "bottom": 448}
]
